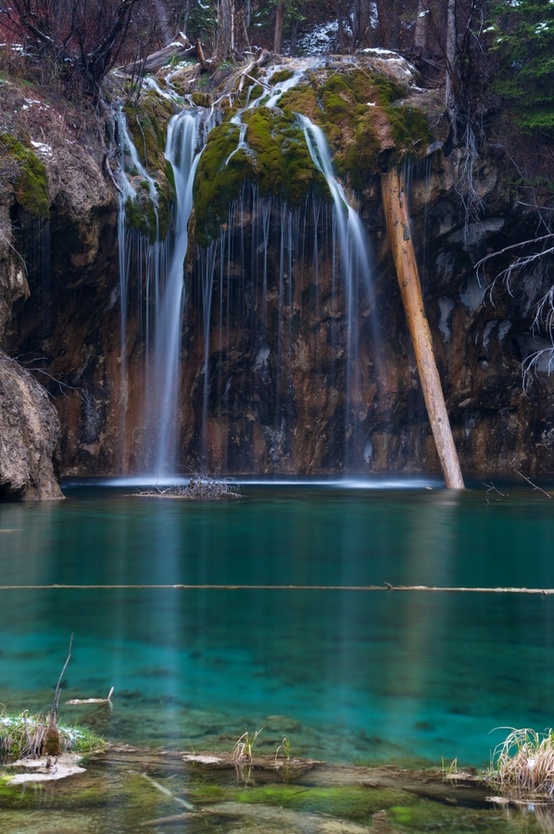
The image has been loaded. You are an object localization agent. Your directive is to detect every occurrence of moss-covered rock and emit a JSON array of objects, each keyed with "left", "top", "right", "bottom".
[
  {"left": 121, "top": 94, "right": 177, "bottom": 240},
  {"left": 123, "top": 93, "right": 174, "bottom": 171},
  {"left": 279, "top": 68, "right": 431, "bottom": 187},
  {"left": 192, "top": 107, "right": 328, "bottom": 245},
  {"left": 0, "top": 133, "right": 49, "bottom": 219}
]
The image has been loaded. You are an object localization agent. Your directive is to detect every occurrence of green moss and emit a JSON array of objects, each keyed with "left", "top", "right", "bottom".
[
  {"left": 192, "top": 120, "right": 246, "bottom": 244},
  {"left": 190, "top": 92, "right": 213, "bottom": 108},
  {"left": 243, "top": 108, "right": 322, "bottom": 201},
  {"left": 120, "top": 94, "right": 177, "bottom": 240},
  {"left": 315, "top": 69, "right": 429, "bottom": 179},
  {"left": 192, "top": 108, "right": 327, "bottom": 245},
  {"left": 248, "top": 83, "right": 265, "bottom": 100},
  {"left": 279, "top": 85, "right": 319, "bottom": 119},
  {"left": 385, "top": 104, "right": 432, "bottom": 162},
  {"left": 123, "top": 92, "right": 175, "bottom": 172},
  {"left": 190, "top": 66, "right": 434, "bottom": 242},
  {"left": 0, "top": 134, "right": 49, "bottom": 218},
  {"left": 215, "top": 784, "right": 413, "bottom": 821},
  {"left": 124, "top": 186, "right": 170, "bottom": 242},
  {"left": 269, "top": 69, "right": 294, "bottom": 85}
]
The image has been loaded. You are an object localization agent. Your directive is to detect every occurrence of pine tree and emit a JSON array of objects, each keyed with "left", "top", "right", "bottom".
[{"left": 492, "top": 0, "right": 554, "bottom": 140}]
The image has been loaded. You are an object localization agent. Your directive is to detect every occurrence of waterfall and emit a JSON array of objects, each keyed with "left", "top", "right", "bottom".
[
  {"left": 149, "top": 111, "right": 208, "bottom": 475},
  {"left": 116, "top": 61, "right": 380, "bottom": 476},
  {"left": 117, "top": 106, "right": 214, "bottom": 476}
]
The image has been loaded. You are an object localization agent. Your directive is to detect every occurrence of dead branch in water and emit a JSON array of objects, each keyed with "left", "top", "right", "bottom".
[
  {"left": 512, "top": 464, "right": 552, "bottom": 498},
  {"left": 66, "top": 687, "right": 114, "bottom": 706},
  {"left": 483, "top": 482, "right": 508, "bottom": 503},
  {"left": 136, "top": 475, "right": 241, "bottom": 501}
]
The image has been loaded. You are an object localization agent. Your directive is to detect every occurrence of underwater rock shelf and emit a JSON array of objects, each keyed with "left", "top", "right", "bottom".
[{"left": 1, "top": 744, "right": 527, "bottom": 834}]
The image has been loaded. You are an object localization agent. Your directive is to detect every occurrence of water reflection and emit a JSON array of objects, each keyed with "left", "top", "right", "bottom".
[{"left": 1, "top": 484, "right": 554, "bottom": 768}]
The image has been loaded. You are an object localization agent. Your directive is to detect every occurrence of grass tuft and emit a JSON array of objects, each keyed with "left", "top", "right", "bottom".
[
  {"left": 0, "top": 711, "right": 105, "bottom": 762},
  {"left": 488, "top": 727, "right": 554, "bottom": 798}
]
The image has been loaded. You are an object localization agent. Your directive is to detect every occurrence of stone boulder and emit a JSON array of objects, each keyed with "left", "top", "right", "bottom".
[{"left": 0, "top": 351, "right": 63, "bottom": 500}]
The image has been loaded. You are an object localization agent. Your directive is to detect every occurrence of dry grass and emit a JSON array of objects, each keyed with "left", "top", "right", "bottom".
[{"left": 489, "top": 727, "right": 554, "bottom": 798}]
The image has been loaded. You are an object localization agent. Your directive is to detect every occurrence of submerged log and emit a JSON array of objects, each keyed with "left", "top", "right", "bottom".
[{"left": 381, "top": 168, "right": 464, "bottom": 489}]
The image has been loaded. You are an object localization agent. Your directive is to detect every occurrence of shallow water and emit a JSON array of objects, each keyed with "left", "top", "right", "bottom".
[{"left": 1, "top": 478, "right": 554, "bottom": 772}]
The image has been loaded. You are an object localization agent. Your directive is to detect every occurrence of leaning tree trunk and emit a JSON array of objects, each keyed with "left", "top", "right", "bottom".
[{"left": 381, "top": 168, "right": 465, "bottom": 489}]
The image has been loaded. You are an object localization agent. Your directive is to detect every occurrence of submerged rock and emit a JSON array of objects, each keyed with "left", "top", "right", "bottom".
[
  {"left": 0, "top": 351, "right": 63, "bottom": 500},
  {"left": 6, "top": 753, "right": 86, "bottom": 784}
]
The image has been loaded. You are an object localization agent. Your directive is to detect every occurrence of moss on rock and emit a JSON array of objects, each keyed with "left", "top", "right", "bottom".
[
  {"left": 0, "top": 134, "right": 49, "bottom": 219},
  {"left": 121, "top": 94, "right": 177, "bottom": 240},
  {"left": 192, "top": 107, "right": 327, "bottom": 245},
  {"left": 280, "top": 68, "right": 431, "bottom": 187}
]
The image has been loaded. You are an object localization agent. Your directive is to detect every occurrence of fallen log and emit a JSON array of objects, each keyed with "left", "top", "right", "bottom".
[
  {"left": 381, "top": 167, "right": 464, "bottom": 489},
  {"left": 117, "top": 34, "right": 198, "bottom": 75}
]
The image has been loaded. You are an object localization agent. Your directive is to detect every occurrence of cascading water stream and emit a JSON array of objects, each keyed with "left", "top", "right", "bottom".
[
  {"left": 189, "top": 66, "right": 381, "bottom": 472},
  {"left": 114, "top": 106, "right": 161, "bottom": 469},
  {"left": 117, "top": 106, "right": 214, "bottom": 476},
  {"left": 149, "top": 111, "right": 208, "bottom": 475},
  {"left": 300, "top": 115, "right": 378, "bottom": 467}
]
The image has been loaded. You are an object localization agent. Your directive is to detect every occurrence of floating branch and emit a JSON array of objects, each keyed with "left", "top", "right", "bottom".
[{"left": 66, "top": 687, "right": 114, "bottom": 706}]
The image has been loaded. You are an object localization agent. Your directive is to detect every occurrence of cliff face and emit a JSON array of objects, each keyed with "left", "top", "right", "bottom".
[
  {"left": 0, "top": 79, "right": 117, "bottom": 496},
  {"left": 1, "top": 55, "right": 553, "bottom": 484}
]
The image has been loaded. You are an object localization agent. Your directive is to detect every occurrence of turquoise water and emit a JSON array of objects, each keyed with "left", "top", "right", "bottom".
[{"left": 1, "top": 478, "right": 554, "bottom": 768}]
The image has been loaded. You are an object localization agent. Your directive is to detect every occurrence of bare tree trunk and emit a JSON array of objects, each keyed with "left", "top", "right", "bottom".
[
  {"left": 414, "top": 0, "right": 429, "bottom": 52},
  {"left": 353, "top": 0, "right": 372, "bottom": 48},
  {"left": 290, "top": 17, "right": 298, "bottom": 55},
  {"left": 445, "top": 0, "right": 457, "bottom": 138},
  {"left": 376, "top": 0, "right": 400, "bottom": 49},
  {"left": 381, "top": 168, "right": 464, "bottom": 489},
  {"left": 217, "top": 0, "right": 234, "bottom": 59},
  {"left": 335, "top": 0, "right": 347, "bottom": 51},
  {"left": 274, "top": 0, "right": 286, "bottom": 54}
]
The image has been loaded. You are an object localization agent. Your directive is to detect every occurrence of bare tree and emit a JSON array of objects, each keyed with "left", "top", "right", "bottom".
[
  {"left": 0, "top": 0, "right": 146, "bottom": 96},
  {"left": 351, "top": 0, "right": 373, "bottom": 48},
  {"left": 216, "top": 0, "right": 235, "bottom": 58},
  {"left": 445, "top": 0, "right": 457, "bottom": 128},
  {"left": 414, "top": 0, "right": 429, "bottom": 52}
]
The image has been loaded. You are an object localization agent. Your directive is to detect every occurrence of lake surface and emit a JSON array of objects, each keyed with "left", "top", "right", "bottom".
[{"left": 1, "top": 477, "right": 554, "bottom": 769}]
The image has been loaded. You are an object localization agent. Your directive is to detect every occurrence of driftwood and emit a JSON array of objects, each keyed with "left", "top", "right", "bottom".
[
  {"left": 381, "top": 168, "right": 464, "bottom": 489},
  {"left": 66, "top": 686, "right": 114, "bottom": 706},
  {"left": 237, "top": 49, "right": 272, "bottom": 92}
]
